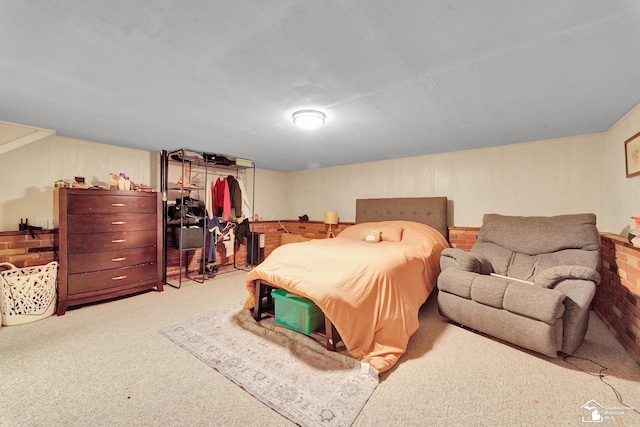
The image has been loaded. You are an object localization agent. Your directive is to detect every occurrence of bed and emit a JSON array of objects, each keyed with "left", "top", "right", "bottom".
[{"left": 243, "top": 197, "right": 450, "bottom": 373}]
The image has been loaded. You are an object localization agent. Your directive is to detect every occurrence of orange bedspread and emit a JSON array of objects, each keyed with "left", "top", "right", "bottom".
[{"left": 243, "top": 220, "right": 449, "bottom": 373}]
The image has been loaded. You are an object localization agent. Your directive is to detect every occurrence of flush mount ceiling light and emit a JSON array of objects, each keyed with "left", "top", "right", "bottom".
[{"left": 292, "top": 109, "right": 326, "bottom": 129}]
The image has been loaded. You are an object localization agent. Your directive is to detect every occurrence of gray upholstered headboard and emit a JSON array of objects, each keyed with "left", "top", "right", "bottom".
[{"left": 355, "top": 197, "right": 448, "bottom": 239}]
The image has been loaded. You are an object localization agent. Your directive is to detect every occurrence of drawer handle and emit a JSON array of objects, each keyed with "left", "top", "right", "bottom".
[
  {"left": 111, "top": 221, "right": 126, "bottom": 225},
  {"left": 111, "top": 239, "right": 126, "bottom": 243},
  {"left": 111, "top": 203, "right": 126, "bottom": 207},
  {"left": 112, "top": 275, "right": 127, "bottom": 281},
  {"left": 111, "top": 257, "right": 126, "bottom": 262}
]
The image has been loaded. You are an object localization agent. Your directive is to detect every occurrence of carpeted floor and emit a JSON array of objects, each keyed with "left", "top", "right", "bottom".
[{"left": 1, "top": 270, "right": 639, "bottom": 426}]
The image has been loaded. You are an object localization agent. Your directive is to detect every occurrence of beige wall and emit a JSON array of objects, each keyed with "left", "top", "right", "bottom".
[
  {"left": 601, "top": 104, "right": 640, "bottom": 235},
  {"left": 285, "top": 133, "right": 603, "bottom": 227},
  {"left": 0, "top": 134, "right": 287, "bottom": 231},
  {"left": 0, "top": 134, "right": 158, "bottom": 230},
  {"left": 254, "top": 168, "right": 288, "bottom": 220},
  {"left": 283, "top": 103, "right": 640, "bottom": 234},
  {"left": 1, "top": 102, "right": 639, "bottom": 234}
]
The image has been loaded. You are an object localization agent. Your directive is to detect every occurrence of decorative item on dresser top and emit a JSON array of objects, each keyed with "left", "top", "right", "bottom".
[{"left": 54, "top": 188, "right": 164, "bottom": 315}]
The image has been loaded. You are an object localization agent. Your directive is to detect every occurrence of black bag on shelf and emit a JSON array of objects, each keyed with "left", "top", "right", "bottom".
[
  {"left": 168, "top": 197, "right": 206, "bottom": 220},
  {"left": 202, "top": 152, "right": 234, "bottom": 166}
]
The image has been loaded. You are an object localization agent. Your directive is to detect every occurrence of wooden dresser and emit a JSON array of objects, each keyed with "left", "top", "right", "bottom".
[{"left": 54, "top": 188, "right": 164, "bottom": 315}]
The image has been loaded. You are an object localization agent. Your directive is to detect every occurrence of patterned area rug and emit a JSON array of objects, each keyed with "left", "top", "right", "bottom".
[{"left": 159, "top": 306, "right": 379, "bottom": 427}]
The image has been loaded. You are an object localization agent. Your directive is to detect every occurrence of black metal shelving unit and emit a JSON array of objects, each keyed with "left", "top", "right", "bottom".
[{"left": 160, "top": 149, "right": 255, "bottom": 288}]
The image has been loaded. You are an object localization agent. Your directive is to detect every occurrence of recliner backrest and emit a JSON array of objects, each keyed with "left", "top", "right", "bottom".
[
  {"left": 471, "top": 213, "right": 600, "bottom": 281},
  {"left": 478, "top": 213, "right": 600, "bottom": 254}
]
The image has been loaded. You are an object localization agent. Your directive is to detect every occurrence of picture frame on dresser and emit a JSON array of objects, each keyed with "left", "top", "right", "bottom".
[{"left": 53, "top": 188, "right": 164, "bottom": 315}]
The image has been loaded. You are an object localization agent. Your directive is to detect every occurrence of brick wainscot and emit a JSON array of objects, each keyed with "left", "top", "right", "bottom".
[
  {"left": 596, "top": 233, "right": 640, "bottom": 365},
  {"left": 165, "top": 219, "right": 353, "bottom": 278},
  {"left": 3, "top": 224, "right": 638, "bottom": 366},
  {"left": 0, "top": 230, "right": 56, "bottom": 267}
]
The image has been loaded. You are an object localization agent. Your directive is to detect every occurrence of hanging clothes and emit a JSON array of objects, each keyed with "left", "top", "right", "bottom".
[
  {"left": 240, "top": 177, "right": 251, "bottom": 219},
  {"left": 205, "top": 178, "right": 215, "bottom": 223},
  {"left": 207, "top": 231, "right": 217, "bottom": 264},
  {"left": 235, "top": 218, "right": 250, "bottom": 245},
  {"left": 212, "top": 177, "right": 231, "bottom": 221},
  {"left": 224, "top": 228, "right": 235, "bottom": 257},
  {"left": 226, "top": 175, "right": 242, "bottom": 219},
  {"left": 205, "top": 216, "right": 222, "bottom": 264}
]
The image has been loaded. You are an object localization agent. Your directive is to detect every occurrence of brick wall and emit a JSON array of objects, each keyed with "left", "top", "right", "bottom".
[
  {"left": 448, "top": 226, "right": 480, "bottom": 251},
  {"left": 0, "top": 230, "right": 56, "bottom": 268},
  {"left": 595, "top": 233, "right": 640, "bottom": 365},
  {"left": 6, "top": 224, "right": 637, "bottom": 366},
  {"left": 165, "top": 220, "right": 352, "bottom": 278}
]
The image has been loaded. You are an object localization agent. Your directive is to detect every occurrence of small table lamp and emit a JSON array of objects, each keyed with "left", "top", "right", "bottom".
[{"left": 324, "top": 211, "right": 339, "bottom": 238}]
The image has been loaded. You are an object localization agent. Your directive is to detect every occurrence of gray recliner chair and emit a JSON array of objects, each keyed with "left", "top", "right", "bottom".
[{"left": 437, "top": 213, "right": 601, "bottom": 357}]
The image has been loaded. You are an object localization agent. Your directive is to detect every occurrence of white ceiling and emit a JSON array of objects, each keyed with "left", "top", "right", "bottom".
[{"left": 1, "top": 1, "right": 639, "bottom": 171}]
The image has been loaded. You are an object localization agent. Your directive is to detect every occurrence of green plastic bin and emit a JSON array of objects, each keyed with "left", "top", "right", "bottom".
[{"left": 271, "top": 288, "right": 324, "bottom": 335}]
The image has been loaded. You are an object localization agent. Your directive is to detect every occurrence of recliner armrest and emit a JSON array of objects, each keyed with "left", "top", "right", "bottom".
[
  {"left": 440, "top": 248, "right": 492, "bottom": 274},
  {"left": 554, "top": 279, "right": 597, "bottom": 308},
  {"left": 503, "top": 282, "right": 566, "bottom": 325},
  {"left": 534, "top": 265, "right": 601, "bottom": 289},
  {"left": 553, "top": 279, "right": 598, "bottom": 354}
]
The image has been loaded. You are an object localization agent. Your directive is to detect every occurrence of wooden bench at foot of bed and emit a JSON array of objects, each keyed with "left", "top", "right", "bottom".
[{"left": 251, "top": 279, "right": 342, "bottom": 351}]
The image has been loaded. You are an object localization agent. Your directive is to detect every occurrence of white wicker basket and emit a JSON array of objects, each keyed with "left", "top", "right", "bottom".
[{"left": 0, "top": 261, "right": 58, "bottom": 326}]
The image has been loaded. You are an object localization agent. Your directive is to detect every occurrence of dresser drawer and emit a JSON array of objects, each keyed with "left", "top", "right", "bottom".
[
  {"left": 67, "top": 230, "right": 157, "bottom": 254},
  {"left": 68, "top": 264, "right": 158, "bottom": 295},
  {"left": 68, "top": 213, "right": 157, "bottom": 234},
  {"left": 67, "top": 193, "right": 157, "bottom": 214},
  {"left": 68, "top": 248, "right": 157, "bottom": 274}
]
